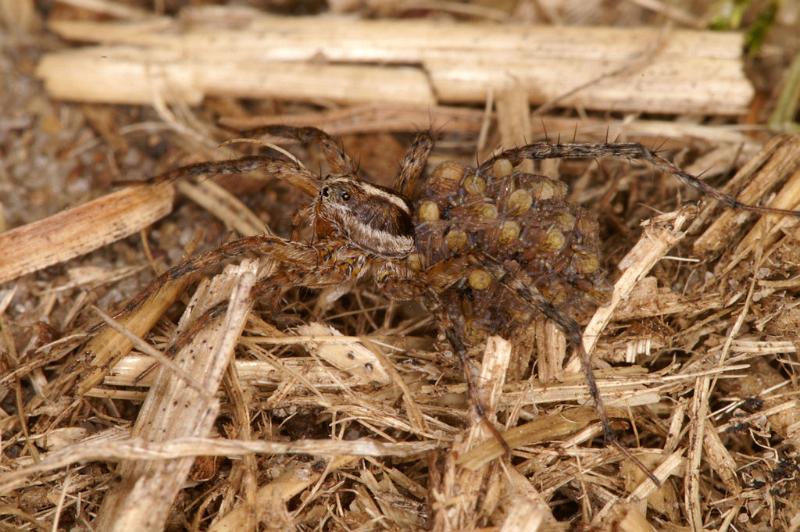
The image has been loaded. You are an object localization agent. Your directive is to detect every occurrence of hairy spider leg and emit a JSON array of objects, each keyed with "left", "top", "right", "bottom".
[
  {"left": 376, "top": 261, "right": 513, "bottom": 452},
  {"left": 474, "top": 140, "right": 800, "bottom": 423},
  {"left": 136, "top": 239, "right": 369, "bottom": 380},
  {"left": 151, "top": 154, "right": 320, "bottom": 196},
  {"left": 109, "top": 232, "right": 356, "bottom": 335},
  {"left": 97, "top": 155, "right": 321, "bottom": 331},
  {"left": 502, "top": 276, "right": 612, "bottom": 439},
  {"left": 497, "top": 270, "right": 659, "bottom": 484},
  {"left": 394, "top": 131, "right": 434, "bottom": 198},
  {"left": 103, "top": 235, "right": 292, "bottom": 329},
  {"left": 237, "top": 125, "right": 357, "bottom": 176},
  {"left": 430, "top": 290, "right": 512, "bottom": 455},
  {"left": 479, "top": 142, "right": 800, "bottom": 217},
  {"left": 405, "top": 250, "right": 605, "bottom": 456}
]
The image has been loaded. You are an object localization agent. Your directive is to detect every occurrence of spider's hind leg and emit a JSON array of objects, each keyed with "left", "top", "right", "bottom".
[
  {"left": 507, "top": 277, "right": 662, "bottom": 484},
  {"left": 503, "top": 276, "right": 615, "bottom": 444},
  {"left": 434, "top": 291, "right": 511, "bottom": 455},
  {"left": 479, "top": 141, "right": 800, "bottom": 218}
]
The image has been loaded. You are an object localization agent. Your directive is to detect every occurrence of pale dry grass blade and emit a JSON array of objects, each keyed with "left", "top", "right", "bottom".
[
  {"left": 431, "top": 336, "right": 511, "bottom": 530},
  {"left": 210, "top": 456, "right": 356, "bottom": 532},
  {"left": 175, "top": 180, "right": 267, "bottom": 237},
  {"left": 0, "top": 438, "right": 435, "bottom": 496}
]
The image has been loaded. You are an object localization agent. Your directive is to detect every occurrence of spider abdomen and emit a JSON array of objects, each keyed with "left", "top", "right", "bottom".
[{"left": 411, "top": 158, "right": 611, "bottom": 338}]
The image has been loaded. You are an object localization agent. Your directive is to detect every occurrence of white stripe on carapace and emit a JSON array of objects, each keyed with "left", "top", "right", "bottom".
[
  {"left": 328, "top": 203, "right": 414, "bottom": 257},
  {"left": 325, "top": 177, "right": 411, "bottom": 215}
]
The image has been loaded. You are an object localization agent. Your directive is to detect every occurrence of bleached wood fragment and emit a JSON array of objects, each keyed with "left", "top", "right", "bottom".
[
  {"left": 501, "top": 468, "right": 562, "bottom": 531},
  {"left": 210, "top": 456, "right": 356, "bottom": 532},
  {"left": 594, "top": 449, "right": 684, "bottom": 524},
  {"left": 296, "top": 322, "right": 391, "bottom": 384},
  {"left": 0, "top": 438, "right": 433, "bottom": 496},
  {"left": 567, "top": 208, "right": 692, "bottom": 374},
  {"left": 431, "top": 337, "right": 511, "bottom": 530},
  {"left": 94, "top": 260, "right": 257, "bottom": 531},
  {"left": 38, "top": 13, "right": 754, "bottom": 114},
  {"left": 36, "top": 46, "right": 435, "bottom": 106},
  {"left": 0, "top": 183, "right": 173, "bottom": 284}
]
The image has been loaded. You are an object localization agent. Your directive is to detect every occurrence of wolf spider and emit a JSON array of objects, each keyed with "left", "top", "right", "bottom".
[{"left": 127, "top": 125, "right": 800, "bottom": 451}]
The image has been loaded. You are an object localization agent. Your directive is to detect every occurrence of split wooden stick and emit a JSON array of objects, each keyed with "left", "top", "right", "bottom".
[{"left": 38, "top": 10, "right": 754, "bottom": 114}]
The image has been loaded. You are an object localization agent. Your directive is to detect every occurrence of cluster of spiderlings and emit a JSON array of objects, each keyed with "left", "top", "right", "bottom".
[{"left": 410, "top": 157, "right": 612, "bottom": 342}]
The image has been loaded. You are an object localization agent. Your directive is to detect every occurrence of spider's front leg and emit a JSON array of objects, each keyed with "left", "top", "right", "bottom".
[
  {"left": 151, "top": 153, "right": 320, "bottom": 196},
  {"left": 394, "top": 131, "right": 434, "bottom": 197},
  {"left": 58, "top": 235, "right": 326, "bottom": 400},
  {"left": 104, "top": 154, "right": 322, "bottom": 329},
  {"left": 126, "top": 235, "right": 363, "bottom": 317},
  {"left": 236, "top": 124, "right": 357, "bottom": 175},
  {"left": 135, "top": 238, "right": 366, "bottom": 382}
]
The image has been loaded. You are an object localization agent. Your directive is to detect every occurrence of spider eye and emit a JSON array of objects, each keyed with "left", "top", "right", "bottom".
[
  {"left": 340, "top": 191, "right": 350, "bottom": 201},
  {"left": 321, "top": 186, "right": 330, "bottom": 198}
]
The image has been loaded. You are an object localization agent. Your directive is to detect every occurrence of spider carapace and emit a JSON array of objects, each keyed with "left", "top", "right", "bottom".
[{"left": 145, "top": 125, "right": 800, "bottom": 445}]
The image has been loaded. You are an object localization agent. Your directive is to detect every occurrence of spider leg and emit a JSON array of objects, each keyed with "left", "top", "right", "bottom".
[
  {"left": 479, "top": 142, "right": 800, "bottom": 217},
  {"left": 394, "top": 131, "right": 434, "bottom": 198},
  {"left": 501, "top": 276, "right": 614, "bottom": 443},
  {"left": 151, "top": 154, "right": 320, "bottom": 196},
  {"left": 139, "top": 245, "right": 365, "bottom": 379},
  {"left": 107, "top": 235, "right": 309, "bottom": 331},
  {"left": 426, "top": 288, "right": 511, "bottom": 454},
  {"left": 235, "top": 125, "right": 357, "bottom": 176},
  {"left": 163, "top": 235, "right": 287, "bottom": 281},
  {"left": 123, "top": 235, "right": 363, "bottom": 322},
  {"left": 503, "top": 276, "right": 662, "bottom": 484},
  {"left": 152, "top": 272, "right": 294, "bottom": 361}
]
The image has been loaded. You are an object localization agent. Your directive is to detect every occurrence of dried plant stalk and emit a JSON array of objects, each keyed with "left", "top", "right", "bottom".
[
  {"left": 219, "top": 103, "right": 486, "bottom": 135},
  {"left": 296, "top": 322, "right": 391, "bottom": 385},
  {"left": 565, "top": 208, "right": 692, "bottom": 374},
  {"left": 36, "top": 47, "right": 435, "bottom": 106},
  {"left": 0, "top": 438, "right": 432, "bottom": 496},
  {"left": 13, "top": 259, "right": 194, "bottom": 415},
  {"left": 39, "top": 12, "right": 753, "bottom": 114},
  {"left": 456, "top": 406, "right": 622, "bottom": 471},
  {"left": 220, "top": 104, "right": 763, "bottom": 153},
  {"left": 94, "top": 260, "right": 258, "bottom": 531},
  {"left": 501, "top": 468, "right": 562, "bottom": 531},
  {"left": 693, "top": 135, "right": 800, "bottom": 256},
  {"left": 0, "top": 183, "right": 173, "bottom": 284},
  {"left": 594, "top": 449, "right": 685, "bottom": 524},
  {"left": 718, "top": 357, "right": 800, "bottom": 439},
  {"left": 496, "top": 84, "right": 532, "bottom": 148},
  {"left": 210, "top": 456, "right": 356, "bottom": 531},
  {"left": 431, "top": 337, "right": 511, "bottom": 530}
]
